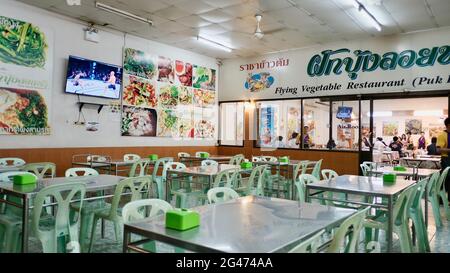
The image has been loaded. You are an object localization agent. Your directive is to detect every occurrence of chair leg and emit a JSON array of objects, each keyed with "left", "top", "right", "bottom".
[
  {"left": 430, "top": 197, "right": 443, "bottom": 227},
  {"left": 113, "top": 221, "right": 122, "bottom": 243},
  {"left": 439, "top": 192, "right": 450, "bottom": 220},
  {"left": 88, "top": 216, "right": 99, "bottom": 253},
  {"left": 79, "top": 211, "right": 94, "bottom": 253}
]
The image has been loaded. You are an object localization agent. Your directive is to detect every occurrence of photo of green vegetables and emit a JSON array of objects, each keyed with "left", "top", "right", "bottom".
[
  {"left": 193, "top": 65, "right": 216, "bottom": 91},
  {"left": 157, "top": 109, "right": 178, "bottom": 137},
  {"left": 0, "top": 15, "right": 48, "bottom": 68},
  {"left": 123, "top": 48, "right": 156, "bottom": 80}
]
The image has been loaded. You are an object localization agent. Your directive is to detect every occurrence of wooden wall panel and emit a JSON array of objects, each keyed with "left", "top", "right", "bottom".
[{"left": 0, "top": 146, "right": 218, "bottom": 177}]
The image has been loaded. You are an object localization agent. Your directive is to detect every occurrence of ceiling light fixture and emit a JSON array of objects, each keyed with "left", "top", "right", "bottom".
[
  {"left": 413, "top": 110, "right": 443, "bottom": 117},
  {"left": 197, "top": 36, "right": 232, "bottom": 52},
  {"left": 353, "top": 0, "right": 382, "bottom": 31},
  {"left": 367, "top": 111, "right": 392, "bottom": 117},
  {"left": 95, "top": 2, "right": 153, "bottom": 25}
]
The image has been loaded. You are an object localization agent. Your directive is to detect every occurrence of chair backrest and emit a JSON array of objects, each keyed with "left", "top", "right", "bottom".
[
  {"left": 152, "top": 157, "right": 174, "bottom": 178},
  {"left": 408, "top": 178, "right": 428, "bottom": 211},
  {"left": 0, "top": 171, "right": 38, "bottom": 182},
  {"left": 32, "top": 182, "right": 86, "bottom": 253},
  {"left": 260, "top": 156, "right": 278, "bottom": 162},
  {"left": 288, "top": 230, "right": 325, "bottom": 253},
  {"left": 247, "top": 165, "right": 268, "bottom": 196},
  {"left": 327, "top": 207, "right": 370, "bottom": 253},
  {"left": 195, "top": 151, "right": 210, "bottom": 157},
  {"left": 65, "top": 167, "right": 99, "bottom": 177},
  {"left": 207, "top": 187, "right": 240, "bottom": 204},
  {"left": 213, "top": 168, "right": 238, "bottom": 188},
  {"left": 295, "top": 174, "right": 319, "bottom": 202},
  {"left": 0, "top": 157, "right": 26, "bottom": 167},
  {"left": 129, "top": 158, "right": 152, "bottom": 177},
  {"left": 122, "top": 199, "right": 172, "bottom": 224},
  {"left": 163, "top": 162, "right": 187, "bottom": 178},
  {"left": 21, "top": 162, "right": 56, "bottom": 179},
  {"left": 87, "top": 155, "right": 108, "bottom": 162},
  {"left": 293, "top": 161, "right": 309, "bottom": 182},
  {"left": 436, "top": 166, "right": 450, "bottom": 193},
  {"left": 108, "top": 176, "right": 153, "bottom": 219},
  {"left": 178, "top": 152, "right": 190, "bottom": 158},
  {"left": 229, "top": 154, "right": 245, "bottom": 165},
  {"left": 426, "top": 171, "right": 441, "bottom": 199},
  {"left": 201, "top": 159, "right": 218, "bottom": 167},
  {"left": 321, "top": 169, "right": 338, "bottom": 180},
  {"left": 123, "top": 154, "right": 141, "bottom": 162},
  {"left": 311, "top": 159, "right": 323, "bottom": 180},
  {"left": 252, "top": 156, "right": 262, "bottom": 162},
  {"left": 360, "top": 161, "right": 377, "bottom": 176}
]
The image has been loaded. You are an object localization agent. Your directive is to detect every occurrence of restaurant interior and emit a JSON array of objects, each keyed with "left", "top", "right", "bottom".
[{"left": 0, "top": 0, "right": 450, "bottom": 255}]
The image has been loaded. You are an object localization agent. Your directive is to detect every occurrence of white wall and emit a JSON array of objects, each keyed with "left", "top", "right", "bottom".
[{"left": 0, "top": 0, "right": 219, "bottom": 149}]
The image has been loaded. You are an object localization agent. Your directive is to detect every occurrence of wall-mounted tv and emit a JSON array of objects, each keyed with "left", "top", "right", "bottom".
[
  {"left": 65, "top": 56, "right": 122, "bottom": 99},
  {"left": 336, "top": 106, "right": 353, "bottom": 119}
]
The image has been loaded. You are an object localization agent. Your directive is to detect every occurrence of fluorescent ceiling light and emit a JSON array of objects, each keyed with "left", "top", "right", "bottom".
[
  {"left": 413, "top": 110, "right": 443, "bottom": 117},
  {"left": 197, "top": 36, "right": 232, "bottom": 52},
  {"left": 95, "top": 2, "right": 152, "bottom": 25},
  {"left": 353, "top": 0, "right": 382, "bottom": 31},
  {"left": 367, "top": 111, "right": 392, "bottom": 117}
]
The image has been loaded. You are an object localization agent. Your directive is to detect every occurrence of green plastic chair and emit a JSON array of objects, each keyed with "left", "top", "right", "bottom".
[
  {"left": 244, "top": 165, "right": 268, "bottom": 196},
  {"left": 327, "top": 207, "right": 370, "bottom": 253},
  {"left": 178, "top": 152, "right": 190, "bottom": 158},
  {"left": 364, "top": 185, "right": 416, "bottom": 253},
  {"left": 65, "top": 168, "right": 99, "bottom": 177},
  {"left": 129, "top": 158, "right": 152, "bottom": 177},
  {"left": 295, "top": 174, "right": 319, "bottom": 203},
  {"left": 21, "top": 162, "right": 56, "bottom": 179},
  {"left": 122, "top": 199, "right": 184, "bottom": 253},
  {"left": 201, "top": 159, "right": 218, "bottom": 166},
  {"left": 195, "top": 151, "right": 210, "bottom": 157},
  {"left": 229, "top": 154, "right": 245, "bottom": 165},
  {"left": 164, "top": 162, "right": 195, "bottom": 208},
  {"left": 321, "top": 169, "right": 353, "bottom": 208},
  {"left": 0, "top": 157, "right": 26, "bottom": 167},
  {"left": 87, "top": 176, "right": 152, "bottom": 252},
  {"left": 311, "top": 159, "right": 323, "bottom": 180},
  {"left": 123, "top": 154, "right": 141, "bottom": 162},
  {"left": 360, "top": 161, "right": 377, "bottom": 176},
  {"left": 207, "top": 187, "right": 240, "bottom": 204},
  {"left": 32, "top": 182, "right": 86, "bottom": 253},
  {"left": 436, "top": 167, "right": 450, "bottom": 221},
  {"left": 152, "top": 157, "right": 174, "bottom": 199},
  {"left": 408, "top": 178, "right": 430, "bottom": 253},
  {"left": 427, "top": 171, "right": 444, "bottom": 227},
  {"left": 288, "top": 230, "right": 325, "bottom": 253}
]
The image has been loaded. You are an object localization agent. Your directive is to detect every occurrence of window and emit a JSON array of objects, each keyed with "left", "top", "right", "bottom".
[
  {"left": 256, "top": 100, "right": 301, "bottom": 148},
  {"left": 302, "top": 99, "right": 330, "bottom": 149},
  {"left": 220, "top": 102, "right": 244, "bottom": 146},
  {"left": 332, "top": 100, "right": 360, "bottom": 151}
]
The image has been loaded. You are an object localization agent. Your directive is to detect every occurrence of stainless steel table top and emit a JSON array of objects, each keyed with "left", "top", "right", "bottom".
[
  {"left": 372, "top": 166, "right": 439, "bottom": 178},
  {"left": 253, "top": 160, "right": 317, "bottom": 166},
  {"left": 124, "top": 195, "right": 356, "bottom": 253},
  {"left": 402, "top": 157, "right": 441, "bottom": 162},
  {"left": 167, "top": 164, "right": 241, "bottom": 177},
  {"left": 180, "top": 155, "right": 233, "bottom": 161},
  {"left": 0, "top": 174, "right": 125, "bottom": 197},
  {"left": 307, "top": 175, "right": 416, "bottom": 197}
]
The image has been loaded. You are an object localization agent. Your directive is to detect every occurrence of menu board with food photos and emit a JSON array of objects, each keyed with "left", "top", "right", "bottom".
[
  {"left": 121, "top": 47, "right": 217, "bottom": 139},
  {"left": 0, "top": 16, "right": 53, "bottom": 135}
]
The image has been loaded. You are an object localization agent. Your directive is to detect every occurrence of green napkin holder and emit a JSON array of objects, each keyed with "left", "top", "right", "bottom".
[
  {"left": 13, "top": 183, "right": 37, "bottom": 193},
  {"left": 165, "top": 209, "right": 200, "bottom": 231},
  {"left": 383, "top": 173, "right": 397, "bottom": 185},
  {"left": 393, "top": 166, "right": 407, "bottom": 172},
  {"left": 148, "top": 154, "right": 158, "bottom": 160},
  {"left": 240, "top": 162, "right": 253, "bottom": 169},
  {"left": 199, "top": 153, "right": 209, "bottom": 158},
  {"left": 279, "top": 156, "right": 289, "bottom": 163},
  {"left": 13, "top": 174, "right": 37, "bottom": 185}
]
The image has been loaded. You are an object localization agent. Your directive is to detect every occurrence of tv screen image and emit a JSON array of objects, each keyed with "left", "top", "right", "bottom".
[
  {"left": 65, "top": 56, "right": 122, "bottom": 99},
  {"left": 336, "top": 106, "right": 353, "bottom": 119}
]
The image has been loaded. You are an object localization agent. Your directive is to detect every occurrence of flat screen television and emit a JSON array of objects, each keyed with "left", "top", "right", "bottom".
[
  {"left": 336, "top": 106, "right": 353, "bottom": 119},
  {"left": 65, "top": 56, "right": 122, "bottom": 99}
]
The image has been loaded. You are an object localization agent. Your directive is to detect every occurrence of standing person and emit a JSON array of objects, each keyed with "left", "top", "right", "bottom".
[
  {"left": 406, "top": 131, "right": 414, "bottom": 150},
  {"left": 302, "top": 125, "right": 311, "bottom": 149},
  {"left": 437, "top": 117, "right": 450, "bottom": 202},
  {"left": 287, "top": 132, "right": 299, "bottom": 148},
  {"left": 400, "top": 134, "right": 408, "bottom": 146},
  {"left": 427, "top": 137, "right": 439, "bottom": 155},
  {"left": 418, "top": 131, "right": 426, "bottom": 149}
]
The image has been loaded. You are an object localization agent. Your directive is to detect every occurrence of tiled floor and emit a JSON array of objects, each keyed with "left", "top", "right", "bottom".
[{"left": 27, "top": 204, "right": 450, "bottom": 253}]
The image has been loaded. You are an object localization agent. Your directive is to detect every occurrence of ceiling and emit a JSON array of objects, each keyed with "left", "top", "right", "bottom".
[{"left": 16, "top": 0, "right": 450, "bottom": 59}]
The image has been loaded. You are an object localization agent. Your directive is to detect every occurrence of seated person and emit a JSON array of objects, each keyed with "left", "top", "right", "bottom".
[
  {"left": 287, "top": 132, "right": 299, "bottom": 148},
  {"left": 389, "top": 136, "right": 403, "bottom": 154},
  {"left": 274, "top": 136, "right": 285, "bottom": 148},
  {"left": 373, "top": 137, "right": 388, "bottom": 151},
  {"left": 427, "top": 137, "right": 440, "bottom": 155}
]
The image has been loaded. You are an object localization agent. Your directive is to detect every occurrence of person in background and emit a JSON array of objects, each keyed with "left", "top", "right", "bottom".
[
  {"left": 400, "top": 134, "right": 408, "bottom": 146},
  {"left": 302, "top": 126, "right": 312, "bottom": 149},
  {"left": 389, "top": 136, "right": 403, "bottom": 155},
  {"left": 374, "top": 137, "right": 388, "bottom": 151},
  {"left": 418, "top": 131, "right": 426, "bottom": 149},
  {"left": 326, "top": 139, "right": 336, "bottom": 149},
  {"left": 437, "top": 117, "right": 450, "bottom": 203},
  {"left": 427, "top": 137, "right": 439, "bottom": 155},
  {"left": 362, "top": 136, "right": 372, "bottom": 148},
  {"left": 274, "top": 136, "right": 285, "bottom": 148},
  {"left": 337, "top": 134, "right": 350, "bottom": 149},
  {"left": 406, "top": 131, "right": 414, "bottom": 150},
  {"left": 288, "top": 132, "right": 299, "bottom": 148}
]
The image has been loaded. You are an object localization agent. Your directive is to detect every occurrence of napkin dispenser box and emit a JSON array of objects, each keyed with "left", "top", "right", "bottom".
[
  {"left": 13, "top": 174, "right": 37, "bottom": 185},
  {"left": 383, "top": 173, "right": 397, "bottom": 185},
  {"left": 240, "top": 162, "right": 253, "bottom": 169},
  {"left": 148, "top": 154, "right": 158, "bottom": 160},
  {"left": 165, "top": 209, "right": 200, "bottom": 231},
  {"left": 279, "top": 156, "right": 289, "bottom": 163},
  {"left": 393, "top": 166, "right": 406, "bottom": 171},
  {"left": 199, "top": 153, "right": 209, "bottom": 158}
]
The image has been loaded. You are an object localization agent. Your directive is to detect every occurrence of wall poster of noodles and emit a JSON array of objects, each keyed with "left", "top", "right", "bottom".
[{"left": 0, "top": 15, "right": 53, "bottom": 135}]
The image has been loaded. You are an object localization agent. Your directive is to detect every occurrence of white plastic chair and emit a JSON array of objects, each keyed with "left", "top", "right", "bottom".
[
  {"left": 65, "top": 168, "right": 99, "bottom": 177},
  {"left": 123, "top": 154, "right": 141, "bottom": 162},
  {"left": 0, "top": 158, "right": 26, "bottom": 167},
  {"left": 195, "top": 152, "right": 210, "bottom": 157},
  {"left": 201, "top": 160, "right": 218, "bottom": 167},
  {"left": 207, "top": 187, "right": 240, "bottom": 204}
]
